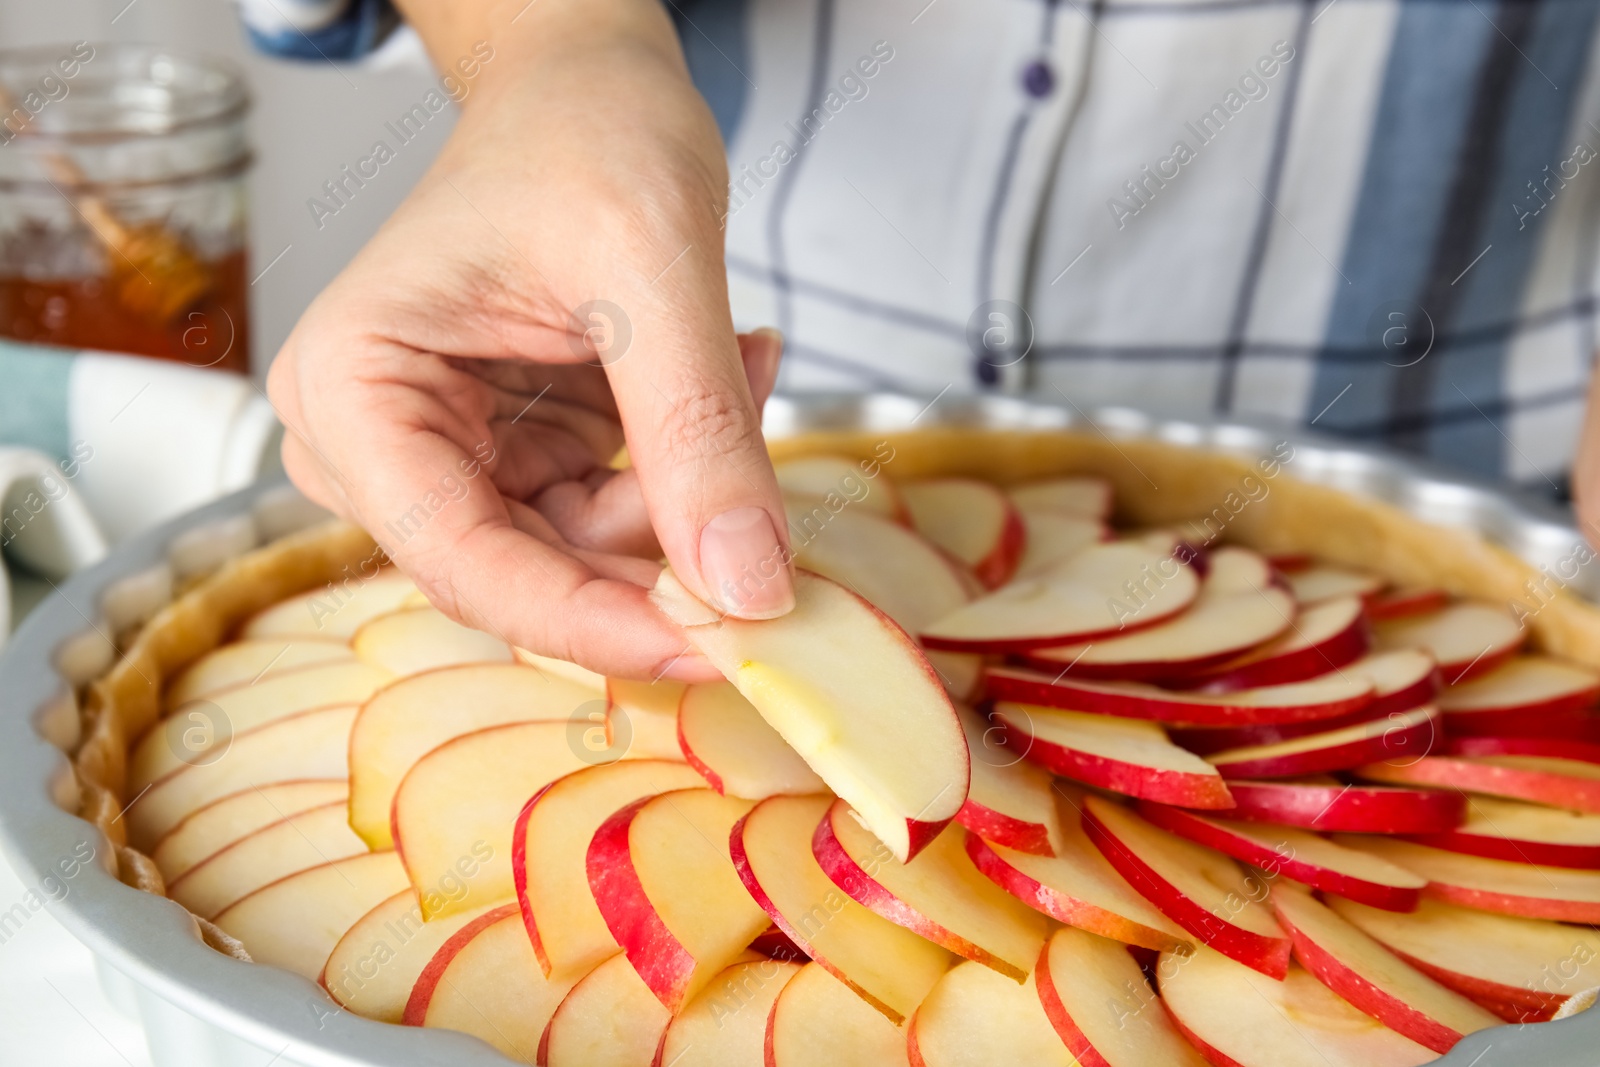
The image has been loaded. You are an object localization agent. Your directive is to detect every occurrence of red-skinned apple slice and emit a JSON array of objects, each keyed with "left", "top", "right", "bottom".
[
  {"left": 1218, "top": 776, "right": 1465, "bottom": 833},
  {"left": 324, "top": 893, "right": 502, "bottom": 1024},
  {"left": 657, "top": 956, "right": 803, "bottom": 1067},
  {"left": 1366, "top": 588, "right": 1450, "bottom": 622},
  {"left": 351, "top": 606, "right": 512, "bottom": 676},
  {"left": 1357, "top": 746, "right": 1600, "bottom": 813},
  {"left": 1195, "top": 595, "right": 1370, "bottom": 689},
  {"left": 1284, "top": 564, "right": 1386, "bottom": 605},
  {"left": 605, "top": 677, "right": 686, "bottom": 760},
  {"left": 1437, "top": 655, "right": 1600, "bottom": 736},
  {"left": 1374, "top": 601, "right": 1525, "bottom": 682},
  {"left": 1407, "top": 794, "right": 1600, "bottom": 868},
  {"left": 349, "top": 663, "right": 602, "bottom": 849},
  {"left": 812, "top": 798, "right": 1049, "bottom": 978},
  {"left": 1023, "top": 547, "right": 1292, "bottom": 680},
  {"left": 587, "top": 788, "right": 771, "bottom": 1011},
  {"left": 539, "top": 950, "right": 670, "bottom": 1067},
  {"left": 653, "top": 569, "right": 968, "bottom": 863},
  {"left": 151, "top": 779, "right": 348, "bottom": 882},
  {"left": 1205, "top": 706, "right": 1440, "bottom": 779},
  {"left": 985, "top": 666, "right": 1374, "bottom": 727},
  {"left": 899, "top": 477, "right": 1026, "bottom": 588},
  {"left": 515, "top": 759, "right": 705, "bottom": 979},
  {"left": 765, "top": 961, "right": 911, "bottom": 1067},
  {"left": 678, "top": 682, "right": 828, "bottom": 798},
  {"left": 1013, "top": 512, "right": 1106, "bottom": 580},
  {"left": 775, "top": 455, "right": 909, "bottom": 523},
  {"left": 730, "top": 794, "right": 954, "bottom": 1025},
  {"left": 1137, "top": 802, "right": 1424, "bottom": 910},
  {"left": 165, "top": 638, "right": 353, "bottom": 709},
  {"left": 212, "top": 851, "right": 409, "bottom": 979},
  {"left": 240, "top": 569, "right": 415, "bottom": 639},
  {"left": 909, "top": 959, "right": 1077, "bottom": 1067},
  {"left": 1007, "top": 476, "right": 1113, "bottom": 520},
  {"left": 922, "top": 541, "right": 1199, "bottom": 654},
  {"left": 1033, "top": 926, "right": 1209, "bottom": 1067},
  {"left": 1327, "top": 896, "right": 1600, "bottom": 1023},
  {"left": 1158, "top": 946, "right": 1435, "bottom": 1067},
  {"left": 954, "top": 707, "right": 1059, "bottom": 856},
  {"left": 1269, "top": 883, "right": 1500, "bottom": 1053},
  {"left": 1082, "top": 795, "right": 1290, "bottom": 976},
  {"left": 514, "top": 647, "right": 608, "bottom": 692},
  {"left": 1334, "top": 836, "right": 1600, "bottom": 923},
  {"left": 992, "top": 702, "right": 1233, "bottom": 808},
  {"left": 392, "top": 720, "right": 596, "bottom": 919}
]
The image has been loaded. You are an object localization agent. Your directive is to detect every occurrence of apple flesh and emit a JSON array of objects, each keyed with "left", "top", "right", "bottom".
[
  {"left": 1218, "top": 776, "right": 1464, "bottom": 833},
  {"left": 899, "top": 477, "right": 1026, "bottom": 588},
  {"left": 539, "top": 950, "right": 671, "bottom": 1067},
  {"left": 587, "top": 787, "right": 771, "bottom": 1011},
  {"left": 1136, "top": 802, "right": 1425, "bottom": 910},
  {"left": 1081, "top": 795, "right": 1290, "bottom": 977},
  {"left": 653, "top": 569, "right": 968, "bottom": 863},
  {"left": 657, "top": 956, "right": 803, "bottom": 1067},
  {"left": 765, "top": 961, "right": 911, "bottom": 1067},
  {"left": 151, "top": 779, "right": 348, "bottom": 882},
  {"left": 1407, "top": 794, "right": 1600, "bottom": 869},
  {"left": 1034, "top": 925, "right": 1209, "bottom": 1067},
  {"left": 1013, "top": 511, "right": 1106, "bottom": 580},
  {"left": 515, "top": 759, "right": 706, "bottom": 980},
  {"left": 953, "top": 707, "right": 1059, "bottom": 856},
  {"left": 985, "top": 666, "right": 1374, "bottom": 726},
  {"left": 922, "top": 541, "right": 1199, "bottom": 654},
  {"left": 730, "top": 794, "right": 954, "bottom": 1026},
  {"left": 678, "top": 682, "right": 827, "bottom": 798},
  {"left": 349, "top": 663, "right": 602, "bottom": 849},
  {"left": 1333, "top": 836, "right": 1600, "bottom": 923},
  {"left": 1007, "top": 476, "right": 1113, "bottom": 520},
  {"left": 1374, "top": 600, "right": 1525, "bottom": 682},
  {"left": 1438, "top": 655, "right": 1600, "bottom": 736},
  {"left": 1194, "top": 595, "right": 1369, "bottom": 689},
  {"left": 1205, "top": 706, "right": 1440, "bottom": 779},
  {"left": 165, "top": 638, "right": 353, "bottom": 709},
  {"left": 774, "top": 455, "right": 909, "bottom": 523},
  {"left": 239, "top": 569, "right": 416, "bottom": 639},
  {"left": 991, "top": 701, "right": 1233, "bottom": 808},
  {"left": 1283, "top": 563, "right": 1385, "bottom": 605},
  {"left": 1356, "top": 747, "right": 1600, "bottom": 813},
  {"left": 1158, "top": 946, "right": 1435, "bottom": 1067},
  {"left": 909, "top": 959, "right": 1077, "bottom": 1067},
  {"left": 350, "top": 606, "right": 512, "bottom": 675},
  {"left": 605, "top": 677, "right": 687, "bottom": 760},
  {"left": 1366, "top": 588, "right": 1450, "bottom": 622},
  {"left": 513, "top": 646, "right": 609, "bottom": 692}
]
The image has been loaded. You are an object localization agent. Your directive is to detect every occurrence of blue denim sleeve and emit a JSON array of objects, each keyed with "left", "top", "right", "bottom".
[{"left": 240, "top": 0, "right": 401, "bottom": 61}]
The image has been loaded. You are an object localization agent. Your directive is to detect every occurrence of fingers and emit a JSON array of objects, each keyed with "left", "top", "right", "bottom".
[{"left": 739, "top": 328, "right": 784, "bottom": 412}]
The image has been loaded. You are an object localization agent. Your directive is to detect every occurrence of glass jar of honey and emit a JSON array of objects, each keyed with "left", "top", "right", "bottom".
[{"left": 0, "top": 43, "right": 251, "bottom": 372}]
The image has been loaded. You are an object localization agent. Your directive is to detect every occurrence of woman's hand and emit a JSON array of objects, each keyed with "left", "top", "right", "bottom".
[{"left": 267, "top": 0, "right": 793, "bottom": 680}]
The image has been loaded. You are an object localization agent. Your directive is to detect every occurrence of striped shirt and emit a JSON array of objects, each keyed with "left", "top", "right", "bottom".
[{"left": 245, "top": 0, "right": 1600, "bottom": 489}]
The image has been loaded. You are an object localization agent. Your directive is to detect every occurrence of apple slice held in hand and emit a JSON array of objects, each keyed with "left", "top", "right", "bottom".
[
  {"left": 1196, "top": 595, "right": 1370, "bottom": 689},
  {"left": 1219, "top": 776, "right": 1464, "bottom": 834},
  {"left": 652, "top": 569, "right": 968, "bottom": 863},
  {"left": 1334, "top": 836, "right": 1600, "bottom": 923},
  {"left": 1269, "top": 884, "right": 1500, "bottom": 1053},
  {"left": 766, "top": 962, "right": 911, "bottom": 1067},
  {"left": 1007, "top": 476, "right": 1113, "bottom": 520},
  {"left": 909, "top": 960, "right": 1078, "bottom": 1067},
  {"left": 1034, "top": 926, "right": 1209, "bottom": 1067},
  {"left": 1437, "top": 655, "right": 1600, "bottom": 736},
  {"left": 899, "top": 477, "right": 1026, "bottom": 588},
  {"left": 953, "top": 707, "right": 1060, "bottom": 856},
  {"left": 1374, "top": 601, "right": 1525, "bottom": 682},
  {"left": 1407, "top": 794, "right": 1600, "bottom": 869},
  {"left": 1081, "top": 795, "right": 1290, "bottom": 977},
  {"left": 1136, "top": 802, "right": 1425, "bottom": 910},
  {"left": 678, "top": 682, "right": 828, "bottom": 798},
  {"left": 1205, "top": 706, "right": 1441, "bottom": 779},
  {"left": 991, "top": 702, "right": 1233, "bottom": 808},
  {"left": 922, "top": 541, "right": 1199, "bottom": 654},
  {"left": 587, "top": 787, "right": 772, "bottom": 1011}
]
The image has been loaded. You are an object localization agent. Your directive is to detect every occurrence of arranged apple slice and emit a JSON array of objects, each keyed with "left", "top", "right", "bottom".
[
  {"left": 165, "top": 638, "right": 353, "bottom": 709},
  {"left": 1007, "top": 476, "right": 1113, "bottom": 520},
  {"left": 1022, "top": 547, "right": 1292, "bottom": 680},
  {"left": 324, "top": 892, "right": 503, "bottom": 1024},
  {"left": 1136, "top": 802, "right": 1425, "bottom": 910},
  {"left": 1327, "top": 896, "right": 1600, "bottom": 1023},
  {"left": 1196, "top": 595, "right": 1369, "bottom": 689},
  {"left": 151, "top": 779, "right": 348, "bottom": 881},
  {"left": 1437, "top": 655, "right": 1600, "bottom": 736},
  {"left": 1081, "top": 795, "right": 1290, "bottom": 977},
  {"left": 349, "top": 663, "right": 607, "bottom": 849},
  {"left": 954, "top": 707, "right": 1060, "bottom": 856},
  {"left": 1034, "top": 925, "right": 1209, "bottom": 1067},
  {"left": 1269, "top": 884, "right": 1500, "bottom": 1053},
  {"left": 909, "top": 959, "right": 1077, "bottom": 1067},
  {"left": 730, "top": 794, "right": 954, "bottom": 1025},
  {"left": 1219, "top": 776, "right": 1464, "bottom": 833},
  {"left": 539, "top": 950, "right": 670, "bottom": 1067},
  {"left": 652, "top": 569, "right": 968, "bottom": 863},
  {"left": 1283, "top": 563, "right": 1386, "bottom": 606},
  {"left": 167, "top": 801, "right": 367, "bottom": 919},
  {"left": 131, "top": 660, "right": 391, "bottom": 790},
  {"left": 678, "top": 682, "right": 827, "bottom": 798},
  {"left": 775, "top": 454, "right": 908, "bottom": 523},
  {"left": 515, "top": 760, "right": 704, "bottom": 980},
  {"left": 513, "top": 646, "right": 608, "bottom": 692},
  {"left": 605, "top": 677, "right": 687, "bottom": 760},
  {"left": 1366, "top": 588, "right": 1451, "bottom": 622},
  {"left": 986, "top": 666, "right": 1373, "bottom": 727},
  {"left": 392, "top": 720, "right": 594, "bottom": 919},
  {"left": 212, "top": 851, "right": 409, "bottom": 979},
  {"left": 765, "top": 961, "right": 911, "bottom": 1067},
  {"left": 922, "top": 541, "right": 1199, "bottom": 654},
  {"left": 128, "top": 704, "right": 357, "bottom": 847},
  {"left": 1356, "top": 744, "right": 1600, "bottom": 813},
  {"left": 812, "top": 798, "right": 1049, "bottom": 978},
  {"left": 1407, "top": 794, "right": 1600, "bottom": 868},
  {"left": 991, "top": 702, "right": 1233, "bottom": 808},
  {"left": 1374, "top": 601, "right": 1525, "bottom": 681},
  {"left": 899, "top": 477, "right": 1025, "bottom": 588},
  {"left": 1335, "top": 836, "right": 1600, "bottom": 923},
  {"left": 404, "top": 905, "right": 579, "bottom": 1062},
  {"left": 240, "top": 569, "right": 416, "bottom": 639},
  {"left": 587, "top": 787, "right": 771, "bottom": 1010},
  {"left": 1013, "top": 511, "right": 1106, "bottom": 579},
  {"left": 350, "top": 606, "right": 512, "bottom": 675},
  {"left": 657, "top": 956, "right": 802, "bottom": 1067},
  {"left": 1205, "top": 706, "right": 1440, "bottom": 779},
  {"left": 1158, "top": 946, "right": 1435, "bottom": 1067}
]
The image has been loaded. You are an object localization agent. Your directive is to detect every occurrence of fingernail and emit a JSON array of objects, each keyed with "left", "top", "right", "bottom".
[{"left": 698, "top": 507, "right": 795, "bottom": 619}]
